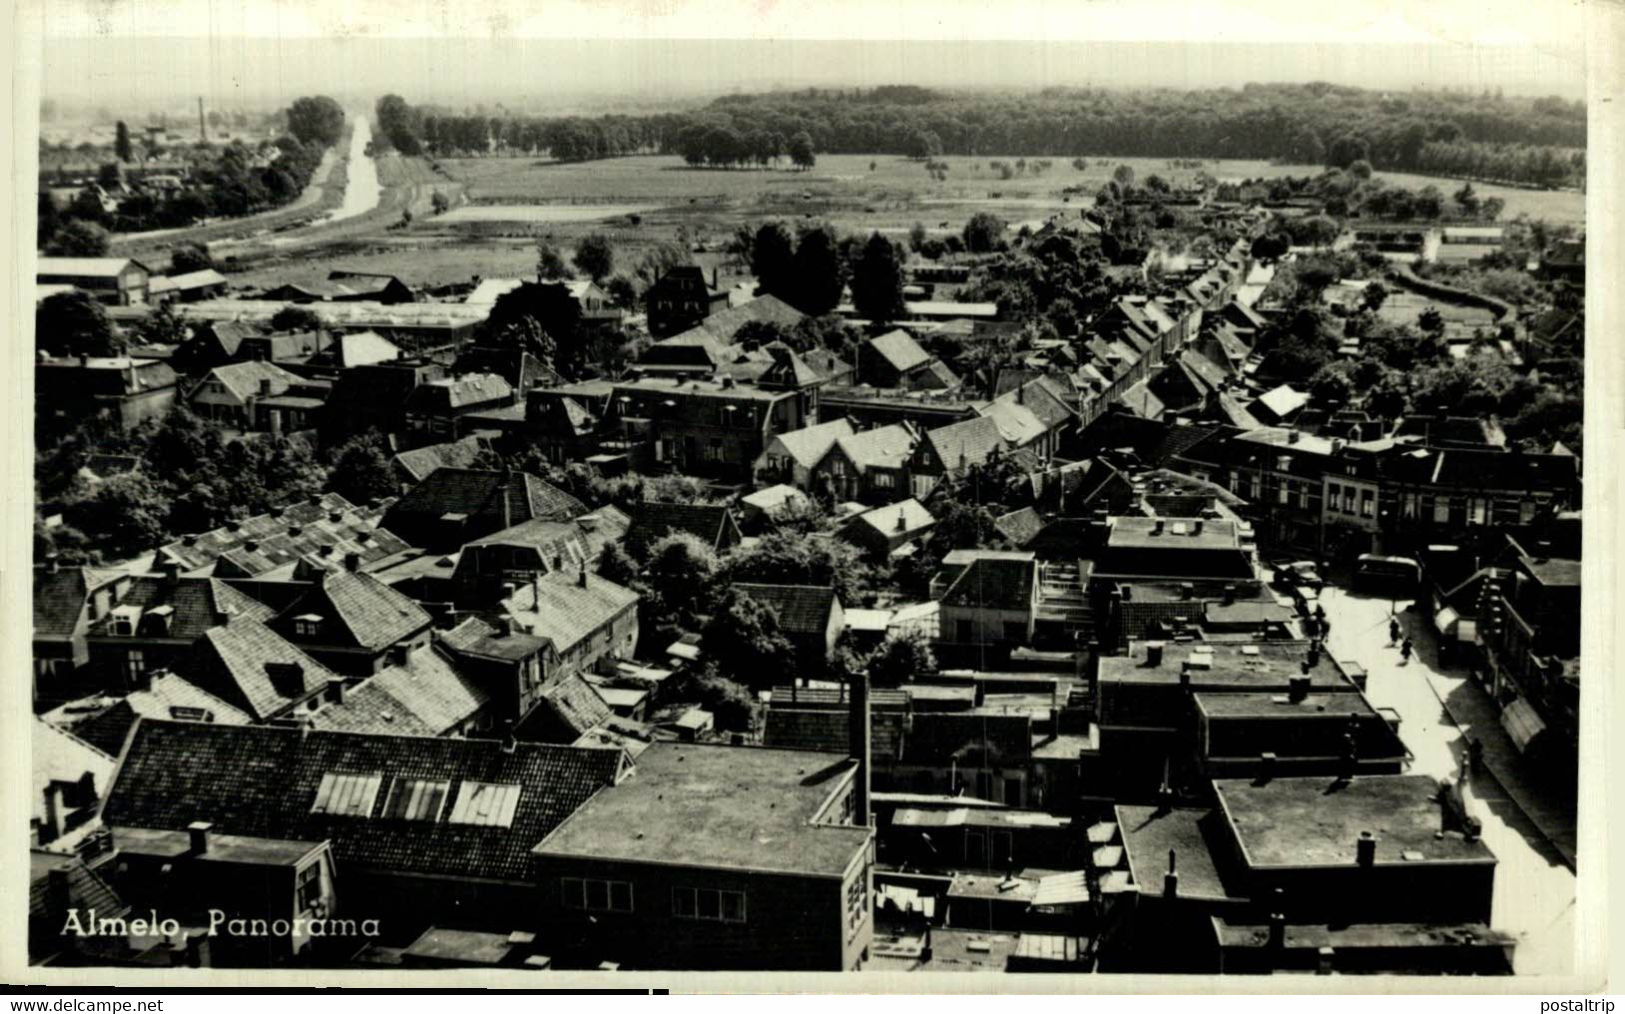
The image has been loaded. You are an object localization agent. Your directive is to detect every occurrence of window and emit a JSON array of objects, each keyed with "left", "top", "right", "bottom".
[
  {"left": 563, "top": 877, "right": 633, "bottom": 913},
  {"left": 1468, "top": 498, "right": 1488, "bottom": 525},
  {"left": 1276, "top": 483, "right": 1290, "bottom": 505},
  {"left": 1297, "top": 486, "right": 1310, "bottom": 510},
  {"left": 382, "top": 778, "right": 450, "bottom": 821},
  {"left": 294, "top": 614, "right": 324, "bottom": 638},
  {"left": 125, "top": 650, "right": 145, "bottom": 681},
  {"left": 672, "top": 886, "right": 745, "bottom": 923},
  {"left": 1327, "top": 482, "right": 1340, "bottom": 503},
  {"left": 703, "top": 439, "right": 722, "bottom": 463},
  {"left": 846, "top": 866, "right": 869, "bottom": 938},
  {"left": 956, "top": 620, "right": 973, "bottom": 642},
  {"left": 965, "top": 830, "right": 986, "bottom": 864},
  {"left": 448, "top": 781, "right": 523, "bottom": 827},
  {"left": 296, "top": 863, "right": 323, "bottom": 912},
  {"left": 1248, "top": 477, "right": 1261, "bottom": 500},
  {"left": 1360, "top": 489, "right": 1376, "bottom": 518},
  {"left": 1402, "top": 494, "right": 1419, "bottom": 519},
  {"left": 1518, "top": 500, "right": 1537, "bottom": 524},
  {"left": 1433, "top": 498, "right": 1451, "bottom": 524},
  {"left": 873, "top": 472, "right": 895, "bottom": 489},
  {"left": 311, "top": 772, "right": 383, "bottom": 816}
]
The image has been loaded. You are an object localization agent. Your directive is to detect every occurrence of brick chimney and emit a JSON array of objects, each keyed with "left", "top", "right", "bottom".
[
  {"left": 188, "top": 820, "right": 213, "bottom": 855},
  {"left": 1287, "top": 674, "right": 1309, "bottom": 703},
  {"left": 344, "top": 551, "right": 361, "bottom": 572},
  {"left": 848, "top": 672, "right": 871, "bottom": 828},
  {"left": 578, "top": 563, "right": 588, "bottom": 589},
  {"left": 1145, "top": 641, "right": 1164, "bottom": 667},
  {"left": 1355, "top": 830, "right": 1377, "bottom": 867},
  {"left": 1162, "top": 849, "right": 1179, "bottom": 898}
]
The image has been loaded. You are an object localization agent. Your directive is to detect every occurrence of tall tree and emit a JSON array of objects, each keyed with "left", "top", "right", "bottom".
[
  {"left": 750, "top": 221, "right": 796, "bottom": 299},
  {"left": 573, "top": 233, "right": 615, "bottom": 283},
  {"left": 36, "top": 290, "right": 123, "bottom": 358},
  {"left": 961, "top": 211, "right": 1006, "bottom": 254},
  {"left": 789, "top": 225, "right": 847, "bottom": 317},
  {"left": 702, "top": 589, "right": 796, "bottom": 690},
  {"left": 114, "top": 121, "right": 133, "bottom": 163},
  {"left": 537, "top": 238, "right": 572, "bottom": 281},
  {"left": 170, "top": 241, "right": 214, "bottom": 274},
  {"left": 46, "top": 219, "right": 110, "bottom": 257},
  {"left": 850, "top": 232, "right": 907, "bottom": 325},
  {"left": 787, "top": 131, "right": 816, "bottom": 170},
  {"left": 327, "top": 431, "right": 401, "bottom": 505}
]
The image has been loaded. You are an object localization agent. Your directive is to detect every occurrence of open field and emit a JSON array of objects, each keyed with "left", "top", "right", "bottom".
[{"left": 199, "top": 151, "right": 1583, "bottom": 293}]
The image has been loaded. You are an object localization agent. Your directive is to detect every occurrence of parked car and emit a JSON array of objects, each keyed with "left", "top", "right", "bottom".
[{"left": 1273, "top": 560, "right": 1325, "bottom": 592}]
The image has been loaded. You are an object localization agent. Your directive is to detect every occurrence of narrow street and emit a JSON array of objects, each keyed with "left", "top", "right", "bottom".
[{"left": 1317, "top": 585, "right": 1577, "bottom": 976}]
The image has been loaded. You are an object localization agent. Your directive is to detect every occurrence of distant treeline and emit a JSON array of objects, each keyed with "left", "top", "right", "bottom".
[{"left": 376, "top": 83, "right": 1585, "bottom": 187}]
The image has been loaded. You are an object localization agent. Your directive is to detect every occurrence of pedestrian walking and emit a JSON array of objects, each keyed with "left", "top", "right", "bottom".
[
  {"left": 1400, "top": 637, "right": 1414, "bottom": 665},
  {"left": 1388, "top": 618, "right": 1401, "bottom": 646}
]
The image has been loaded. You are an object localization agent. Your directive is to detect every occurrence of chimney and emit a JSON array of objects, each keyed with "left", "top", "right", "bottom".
[
  {"left": 1179, "top": 662, "right": 1195, "bottom": 690},
  {"left": 1162, "top": 849, "right": 1179, "bottom": 898},
  {"left": 1306, "top": 642, "right": 1321, "bottom": 668},
  {"left": 1145, "top": 641, "right": 1164, "bottom": 667},
  {"left": 896, "top": 508, "right": 908, "bottom": 533},
  {"left": 243, "top": 540, "right": 260, "bottom": 554},
  {"left": 1259, "top": 751, "right": 1277, "bottom": 778},
  {"left": 1288, "top": 675, "right": 1309, "bottom": 703},
  {"left": 578, "top": 563, "right": 588, "bottom": 589},
  {"left": 319, "top": 544, "right": 334, "bottom": 558},
  {"left": 1193, "top": 520, "right": 1204, "bottom": 535},
  {"left": 188, "top": 820, "right": 213, "bottom": 855},
  {"left": 1178, "top": 582, "right": 1194, "bottom": 600},
  {"left": 500, "top": 614, "right": 517, "bottom": 637},
  {"left": 1287, "top": 429, "right": 1300, "bottom": 445},
  {"left": 159, "top": 560, "right": 181, "bottom": 585},
  {"left": 328, "top": 510, "right": 344, "bottom": 524},
  {"left": 344, "top": 552, "right": 361, "bottom": 572},
  {"left": 849, "top": 673, "right": 871, "bottom": 828},
  {"left": 327, "top": 679, "right": 346, "bottom": 704},
  {"left": 259, "top": 378, "right": 272, "bottom": 397},
  {"left": 1152, "top": 519, "right": 1165, "bottom": 536},
  {"left": 80, "top": 353, "right": 90, "bottom": 367},
  {"left": 1355, "top": 831, "right": 1377, "bottom": 867},
  {"left": 182, "top": 533, "right": 199, "bottom": 548},
  {"left": 1223, "top": 583, "right": 1237, "bottom": 605}
]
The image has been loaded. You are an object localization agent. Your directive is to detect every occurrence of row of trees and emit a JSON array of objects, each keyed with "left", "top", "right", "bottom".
[{"left": 672, "top": 124, "right": 816, "bottom": 170}]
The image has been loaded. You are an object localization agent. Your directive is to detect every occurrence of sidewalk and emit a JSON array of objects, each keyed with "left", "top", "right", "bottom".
[{"left": 1405, "top": 613, "right": 1578, "bottom": 870}]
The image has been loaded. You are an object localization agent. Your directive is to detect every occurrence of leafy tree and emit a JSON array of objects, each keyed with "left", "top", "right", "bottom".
[
  {"left": 1308, "top": 361, "right": 1357, "bottom": 405},
  {"left": 327, "top": 431, "right": 400, "bottom": 504},
  {"left": 114, "top": 121, "right": 133, "bottom": 163},
  {"left": 36, "top": 291, "right": 123, "bottom": 358},
  {"left": 1346, "top": 159, "right": 1374, "bottom": 179},
  {"left": 1361, "top": 280, "right": 1389, "bottom": 314},
  {"left": 597, "top": 540, "right": 640, "bottom": 587},
  {"left": 604, "top": 274, "right": 637, "bottom": 308},
  {"left": 925, "top": 498, "right": 1001, "bottom": 559},
  {"left": 787, "top": 131, "right": 816, "bottom": 170},
  {"left": 850, "top": 232, "right": 907, "bottom": 325},
  {"left": 430, "top": 191, "right": 450, "bottom": 215},
  {"left": 285, "top": 96, "right": 346, "bottom": 147},
  {"left": 270, "top": 306, "right": 323, "bottom": 333},
  {"left": 133, "top": 302, "right": 189, "bottom": 346},
  {"left": 962, "top": 211, "right": 1006, "bottom": 254},
  {"left": 170, "top": 242, "right": 214, "bottom": 274},
  {"left": 750, "top": 221, "right": 796, "bottom": 299},
  {"left": 46, "top": 219, "right": 111, "bottom": 257},
  {"left": 641, "top": 532, "right": 721, "bottom": 623},
  {"left": 726, "top": 529, "right": 870, "bottom": 606},
  {"left": 60, "top": 472, "right": 170, "bottom": 562},
  {"left": 573, "top": 233, "right": 614, "bottom": 283},
  {"left": 1364, "top": 372, "right": 1410, "bottom": 419},
  {"left": 908, "top": 222, "right": 928, "bottom": 251},
  {"left": 661, "top": 662, "right": 757, "bottom": 733},
  {"left": 789, "top": 225, "right": 847, "bottom": 317},
  {"left": 904, "top": 128, "right": 943, "bottom": 160},
  {"left": 536, "top": 239, "right": 572, "bottom": 281},
  {"left": 1418, "top": 307, "right": 1446, "bottom": 335},
  {"left": 869, "top": 631, "right": 937, "bottom": 685},
  {"left": 1111, "top": 164, "right": 1135, "bottom": 187},
  {"left": 702, "top": 588, "right": 796, "bottom": 689}
]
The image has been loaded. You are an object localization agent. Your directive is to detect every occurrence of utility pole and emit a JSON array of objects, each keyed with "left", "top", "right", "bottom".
[{"left": 198, "top": 97, "right": 206, "bottom": 143}]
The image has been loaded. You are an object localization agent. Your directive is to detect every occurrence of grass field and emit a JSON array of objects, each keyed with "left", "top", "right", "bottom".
[{"left": 203, "top": 149, "right": 1582, "bottom": 292}]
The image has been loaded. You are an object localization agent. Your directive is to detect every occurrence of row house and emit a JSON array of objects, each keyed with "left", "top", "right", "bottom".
[
  {"left": 645, "top": 266, "right": 730, "bottom": 339},
  {"left": 811, "top": 424, "right": 918, "bottom": 504},
  {"left": 1478, "top": 545, "right": 1579, "bottom": 764},
  {"left": 33, "top": 560, "right": 137, "bottom": 706}
]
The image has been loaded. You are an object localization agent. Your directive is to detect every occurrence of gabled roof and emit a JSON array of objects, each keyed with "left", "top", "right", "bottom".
[
  {"left": 1251, "top": 384, "right": 1310, "bottom": 422},
  {"left": 524, "top": 672, "right": 614, "bottom": 741},
  {"left": 101, "top": 720, "right": 628, "bottom": 883},
  {"left": 66, "top": 673, "right": 252, "bottom": 756},
  {"left": 309, "top": 643, "right": 490, "bottom": 737},
  {"left": 385, "top": 468, "right": 587, "bottom": 537},
  {"left": 925, "top": 415, "right": 1008, "bottom": 470},
  {"left": 834, "top": 423, "right": 917, "bottom": 471},
  {"left": 758, "top": 343, "right": 826, "bottom": 388},
  {"left": 193, "top": 360, "right": 302, "bottom": 402},
  {"left": 686, "top": 294, "right": 806, "bottom": 342},
  {"left": 867, "top": 329, "right": 934, "bottom": 374},
  {"left": 30, "top": 851, "right": 128, "bottom": 930},
  {"left": 940, "top": 553, "right": 1036, "bottom": 611},
  {"left": 768, "top": 418, "right": 856, "bottom": 470},
  {"left": 624, "top": 501, "right": 739, "bottom": 556},
  {"left": 850, "top": 499, "right": 936, "bottom": 540},
  {"left": 308, "top": 330, "right": 401, "bottom": 369},
  {"left": 37, "top": 257, "right": 150, "bottom": 278},
  {"left": 34, "top": 565, "right": 125, "bottom": 639},
  {"left": 392, "top": 436, "right": 488, "bottom": 485},
  {"left": 407, "top": 373, "right": 514, "bottom": 411},
  {"left": 505, "top": 570, "right": 639, "bottom": 656},
  {"left": 181, "top": 618, "right": 338, "bottom": 721},
  {"left": 464, "top": 278, "right": 526, "bottom": 306},
  {"left": 34, "top": 718, "right": 115, "bottom": 827},
  {"left": 993, "top": 507, "right": 1045, "bottom": 548},
  {"left": 280, "top": 569, "right": 432, "bottom": 651},
  {"left": 85, "top": 575, "right": 274, "bottom": 640},
  {"left": 150, "top": 269, "right": 228, "bottom": 293},
  {"left": 741, "top": 483, "right": 813, "bottom": 520},
  {"left": 734, "top": 583, "right": 841, "bottom": 636},
  {"left": 981, "top": 399, "right": 1049, "bottom": 447}
]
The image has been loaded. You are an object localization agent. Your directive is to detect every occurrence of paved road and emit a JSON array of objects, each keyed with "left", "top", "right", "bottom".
[{"left": 1318, "top": 586, "right": 1577, "bottom": 976}]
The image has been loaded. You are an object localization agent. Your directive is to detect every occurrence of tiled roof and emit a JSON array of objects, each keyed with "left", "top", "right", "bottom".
[
  {"left": 836, "top": 424, "right": 917, "bottom": 471},
  {"left": 926, "top": 416, "right": 1007, "bottom": 470},
  {"left": 734, "top": 583, "right": 840, "bottom": 636},
  {"left": 439, "top": 615, "right": 550, "bottom": 663},
  {"left": 68, "top": 673, "right": 252, "bottom": 756},
  {"left": 506, "top": 571, "right": 638, "bottom": 656},
  {"left": 624, "top": 501, "right": 738, "bottom": 556},
  {"left": 30, "top": 851, "right": 127, "bottom": 927},
  {"left": 85, "top": 575, "right": 274, "bottom": 640},
  {"left": 758, "top": 343, "right": 826, "bottom": 388},
  {"left": 34, "top": 566, "right": 114, "bottom": 640},
  {"left": 1118, "top": 381, "right": 1167, "bottom": 420},
  {"left": 195, "top": 360, "right": 303, "bottom": 402},
  {"left": 763, "top": 707, "right": 907, "bottom": 759},
  {"left": 149, "top": 269, "right": 227, "bottom": 293},
  {"left": 993, "top": 507, "right": 1044, "bottom": 548},
  {"left": 34, "top": 718, "right": 116, "bottom": 827},
  {"left": 914, "top": 359, "right": 962, "bottom": 391},
  {"left": 384, "top": 469, "right": 586, "bottom": 541},
  {"left": 407, "top": 373, "right": 514, "bottom": 411},
  {"left": 309, "top": 644, "right": 489, "bottom": 737},
  {"left": 940, "top": 554, "right": 1036, "bottom": 611},
  {"left": 280, "top": 570, "right": 432, "bottom": 651},
  {"left": 868, "top": 329, "right": 934, "bottom": 374},
  {"left": 689, "top": 294, "right": 806, "bottom": 342},
  {"left": 981, "top": 399, "right": 1049, "bottom": 447},
  {"left": 101, "top": 720, "right": 627, "bottom": 883},
  {"left": 769, "top": 419, "right": 855, "bottom": 470},
  {"left": 392, "top": 436, "right": 488, "bottom": 484},
  {"left": 527, "top": 672, "right": 614, "bottom": 740},
  {"left": 159, "top": 493, "right": 404, "bottom": 576},
  {"left": 180, "top": 618, "right": 338, "bottom": 721}
]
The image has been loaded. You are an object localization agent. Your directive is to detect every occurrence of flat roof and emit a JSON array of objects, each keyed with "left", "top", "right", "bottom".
[
  {"left": 1213, "top": 918, "right": 1511, "bottom": 951},
  {"left": 1214, "top": 775, "right": 1497, "bottom": 869},
  {"left": 1100, "top": 640, "right": 1355, "bottom": 690},
  {"left": 1117, "top": 805, "right": 1241, "bottom": 902},
  {"left": 612, "top": 376, "right": 790, "bottom": 402},
  {"left": 1195, "top": 691, "right": 1379, "bottom": 720},
  {"left": 114, "top": 825, "right": 323, "bottom": 866},
  {"left": 1108, "top": 516, "right": 1242, "bottom": 550},
  {"left": 404, "top": 927, "right": 519, "bottom": 965},
  {"left": 533, "top": 742, "right": 871, "bottom": 878}
]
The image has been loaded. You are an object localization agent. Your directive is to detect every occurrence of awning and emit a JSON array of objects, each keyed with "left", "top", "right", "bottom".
[{"left": 1500, "top": 698, "right": 1547, "bottom": 753}]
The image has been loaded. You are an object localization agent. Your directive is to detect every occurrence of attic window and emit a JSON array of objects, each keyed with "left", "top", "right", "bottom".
[
  {"left": 109, "top": 604, "right": 143, "bottom": 636},
  {"left": 168, "top": 706, "right": 213, "bottom": 722},
  {"left": 311, "top": 772, "right": 384, "bottom": 817},
  {"left": 294, "top": 614, "right": 324, "bottom": 638},
  {"left": 447, "top": 781, "right": 523, "bottom": 828},
  {"left": 383, "top": 778, "right": 451, "bottom": 822}
]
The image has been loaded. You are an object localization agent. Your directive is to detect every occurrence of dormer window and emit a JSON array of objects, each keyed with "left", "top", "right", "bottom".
[
  {"left": 294, "top": 613, "right": 324, "bottom": 638},
  {"left": 109, "top": 604, "right": 143, "bottom": 637}
]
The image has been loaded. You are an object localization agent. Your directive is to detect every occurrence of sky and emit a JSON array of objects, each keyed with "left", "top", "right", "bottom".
[{"left": 27, "top": 0, "right": 1592, "bottom": 114}]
